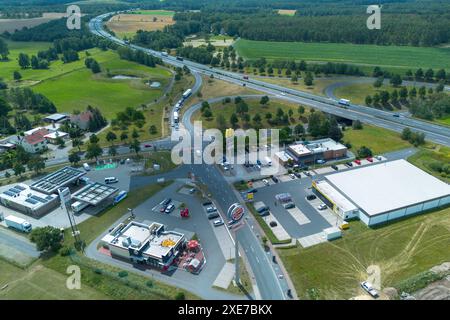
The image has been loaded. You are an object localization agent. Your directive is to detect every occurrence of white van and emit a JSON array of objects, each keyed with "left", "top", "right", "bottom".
[
  {"left": 105, "top": 177, "right": 118, "bottom": 184},
  {"left": 71, "top": 201, "right": 89, "bottom": 213},
  {"left": 83, "top": 163, "right": 91, "bottom": 171}
]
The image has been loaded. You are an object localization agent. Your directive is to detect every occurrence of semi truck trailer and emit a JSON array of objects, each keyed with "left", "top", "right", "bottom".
[{"left": 5, "top": 215, "right": 32, "bottom": 233}]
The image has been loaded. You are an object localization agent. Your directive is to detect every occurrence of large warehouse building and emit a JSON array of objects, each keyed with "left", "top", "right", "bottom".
[{"left": 313, "top": 160, "right": 450, "bottom": 226}]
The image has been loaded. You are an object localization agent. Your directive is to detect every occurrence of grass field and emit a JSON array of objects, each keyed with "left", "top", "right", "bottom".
[
  {"left": 278, "top": 205, "right": 450, "bottom": 299},
  {"left": 235, "top": 39, "right": 450, "bottom": 73},
  {"left": 33, "top": 52, "right": 171, "bottom": 120},
  {"left": 0, "top": 259, "right": 108, "bottom": 299},
  {"left": 435, "top": 115, "right": 450, "bottom": 126},
  {"left": 408, "top": 144, "right": 450, "bottom": 183},
  {"left": 192, "top": 97, "right": 307, "bottom": 129},
  {"left": 259, "top": 76, "right": 340, "bottom": 96},
  {"left": 342, "top": 125, "right": 411, "bottom": 155},
  {"left": 106, "top": 10, "right": 175, "bottom": 39},
  {"left": 334, "top": 83, "right": 414, "bottom": 106}
]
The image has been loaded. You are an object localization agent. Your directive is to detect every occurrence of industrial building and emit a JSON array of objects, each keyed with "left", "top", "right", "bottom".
[
  {"left": 313, "top": 160, "right": 450, "bottom": 226},
  {"left": 30, "top": 166, "right": 86, "bottom": 195},
  {"left": 101, "top": 221, "right": 186, "bottom": 269},
  {"left": 283, "top": 138, "right": 347, "bottom": 165},
  {"left": 0, "top": 184, "right": 59, "bottom": 217}
]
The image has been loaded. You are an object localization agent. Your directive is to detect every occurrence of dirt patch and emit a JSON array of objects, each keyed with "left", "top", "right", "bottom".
[
  {"left": 106, "top": 13, "right": 175, "bottom": 34},
  {"left": 183, "top": 38, "right": 234, "bottom": 48}
]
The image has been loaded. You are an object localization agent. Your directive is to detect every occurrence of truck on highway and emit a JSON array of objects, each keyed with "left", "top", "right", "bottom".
[
  {"left": 173, "top": 111, "right": 179, "bottom": 123},
  {"left": 71, "top": 201, "right": 89, "bottom": 213},
  {"left": 182, "top": 89, "right": 192, "bottom": 99},
  {"left": 5, "top": 215, "right": 32, "bottom": 233},
  {"left": 243, "top": 75, "right": 249, "bottom": 80},
  {"left": 338, "top": 98, "right": 350, "bottom": 106},
  {"left": 176, "top": 56, "right": 184, "bottom": 61},
  {"left": 161, "top": 51, "right": 168, "bottom": 57}
]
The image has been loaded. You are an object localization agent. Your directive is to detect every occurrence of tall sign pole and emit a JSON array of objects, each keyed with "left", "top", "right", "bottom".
[
  {"left": 227, "top": 203, "right": 245, "bottom": 285},
  {"left": 58, "top": 187, "right": 83, "bottom": 250}
]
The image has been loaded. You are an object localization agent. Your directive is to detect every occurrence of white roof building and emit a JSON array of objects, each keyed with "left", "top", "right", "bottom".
[{"left": 324, "top": 160, "right": 450, "bottom": 226}]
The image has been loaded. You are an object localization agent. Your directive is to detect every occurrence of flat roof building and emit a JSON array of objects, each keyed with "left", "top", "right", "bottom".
[
  {"left": 71, "top": 182, "right": 118, "bottom": 206},
  {"left": 101, "top": 221, "right": 185, "bottom": 269},
  {"left": 30, "top": 166, "right": 86, "bottom": 194},
  {"left": 0, "top": 183, "right": 59, "bottom": 217},
  {"left": 43, "top": 113, "right": 68, "bottom": 123},
  {"left": 287, "top": 138, "right": 347, "bottom": 165},
  {"left": 315, "top": 160, "right": 450, "bottom": 226}
]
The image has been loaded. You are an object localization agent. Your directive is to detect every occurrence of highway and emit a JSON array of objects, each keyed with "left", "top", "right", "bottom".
[
  {"left": 89, "top": 12, "right": 450, "bottom": 147},
  {"left": 87, "top": 12, "right": 450, "bottom": 300}
]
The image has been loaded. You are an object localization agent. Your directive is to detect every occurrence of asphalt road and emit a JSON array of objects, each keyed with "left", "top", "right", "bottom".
[{"left": 89, "top": 13, "right": 450, "bottom": 147}]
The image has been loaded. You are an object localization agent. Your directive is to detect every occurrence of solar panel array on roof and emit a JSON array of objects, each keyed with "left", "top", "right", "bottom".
[
  {"left": 14, "top": 185, "right": 26, "bottom": 191},
  {"left": 26, "top": 198, "right": 38, "bottom": 205},
  {"left": 72, "top": 182, "right": 118, "bottom": 205},
  {"left": 3, "top": 190, "right": 16, "bottom": 197},
  {"left": 30, "top": 166, "right": 86, "bottom": 194}
]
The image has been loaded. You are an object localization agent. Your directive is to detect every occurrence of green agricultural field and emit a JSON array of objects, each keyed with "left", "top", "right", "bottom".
[
  {"left": 235, "top": 39, "right": 450, "bottom": 73},
  {"left": 0, "top": 259, "right": 108, "bottom": 300},
  {"left": 33, "top": 53, "right": 171, "bottom": 120},
  {"left": 278, "top": 205, "right": 450, "bottom": 300},
  {"left": 342, "top": 125, "right": 411, "bottom": 155},
  {"left": 192, "top": 98, "right": 308, "bottom": 129}
]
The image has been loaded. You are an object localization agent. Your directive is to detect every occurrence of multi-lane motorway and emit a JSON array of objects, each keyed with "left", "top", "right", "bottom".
[
  {"left": 90, "top": 12, "right": 450, "bottom": 147},
  {"left": 87, "top": 11, "right": 450, "bottom": 300}
]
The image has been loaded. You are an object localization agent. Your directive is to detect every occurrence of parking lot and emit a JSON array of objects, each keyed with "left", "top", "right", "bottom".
[{"left": 92, "top": 180, "right": 237, "bottom": 294}]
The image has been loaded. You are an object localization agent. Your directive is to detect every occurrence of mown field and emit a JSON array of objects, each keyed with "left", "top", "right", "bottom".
[
  {"left": 0, "top": 259, "right": 108, "bottom": 300},
  {"left": 334, "top": 83, "right": 415, "bottom": 106},
  {"left": 106, "top": 10, "right": 175, "bottom": 39},
  {"left": 278, "top": 205, "right": 450, "bottom": 300},
  {"left": 342, "top": 125, "right": 411, "bottom": 155},
  {"left": 235, "top": 39, "right": 450, "bottom": 73},
  {"left": 33, "top": 51, "right": 171, "bottom": 119}
]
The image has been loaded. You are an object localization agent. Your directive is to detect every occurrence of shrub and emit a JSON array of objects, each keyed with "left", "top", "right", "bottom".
[
  {"left": 118, "top": 271, "right": 128, "bottom": 278},
  {"left": 146, "top": 280, "right": 153, "bottom": 288},
  {"left": 59, "top": 245, "right": 72, "bottom": 256},
  {"left": 175, "top": 292, "right": 186, "bottom": 300}
]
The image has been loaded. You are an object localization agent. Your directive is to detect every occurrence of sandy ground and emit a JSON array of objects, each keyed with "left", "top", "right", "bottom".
[
  {"left": 106, "top": 13, "right": 174, "bottom": 34},
  {"left": 183, "top": 38, "right": 234, "bottom": 48}
]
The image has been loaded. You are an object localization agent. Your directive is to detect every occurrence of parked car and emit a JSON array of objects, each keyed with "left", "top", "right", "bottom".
[
  {"left": 317, "top": 204, "right": 327, "bottom": 210},
  {"left": 284, "top": 202, "right": 295, "bottom": 209},
  {"left": 360, "top": 281, "right": 379, "bottom": 298},
  {"left": 104, "top": 177, "right": 118, "bottom": 184},
  {"left": 189, "top": 188, "right": 196, "bottom": 194},
  {"left": 294, "top": 172, "right": 302, "bottom": 178},
  {"left": 262, "top": 179, "right": 269, "bottom": 186},
  {"left": 213, "top": 219, "right": 224, "bottom": 227},
  {"left": 203, "top": 201, "right": 212, "bottom": 206},
  {"left": 306, "top": 194, "right": 317, "bottom": 201},
  {"left": 269, "top": 221, "right": 278, "bottom": 227},
  {"left": 375, "top": 155, "right": 383, "bottom": 161},
  {"left": 162, "top": 198, "right": 172, "bottom": 206},
  {"left": 144, "top": 144, "right": 152, "bottom": 148},
  {"left": 316, "top": 159, "right": 326, "bottom": 164},
  {"left": 207, "top": 212, "right": 220, "bottom": 219},
  {"left": 345, "top": 162, "right": 353, "bottom": 167},
  {"left": 290, "top": 174, "right": 296, "bottom": 179},
  {"left": 165, "top": 204, "right": 175, "bottom": 213},
  {"left": 258, "top": 210, "right": 270, "bottom": 217},
  {"left": 247, "top": 188, "right": 258, "bottom": 193},
  {"left": 354, "top": 159, "right": 361, "bottom": 165},
  {"left": 366, "top": 157, "right": 374, "bottom": 163},
  {"left": 271, "top": 176, "right": 279, "bottom": 183},
  {"left": 206, "top": 206, "right": 217, "bottom": 213},
  {"left": 304, "top": 171, "right": 311, "bottom": 177},
  {"left": 331, "top": 165, "right": 339, "bottom": 171}
]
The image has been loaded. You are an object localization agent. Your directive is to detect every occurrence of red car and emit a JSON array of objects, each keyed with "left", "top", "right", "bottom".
[
  {"left": 354, "top": 159, "right": 361, "bottom": 165},
  {"left": 144, "top": 144, "right": 152, "bottom": 148},
  {"left": 180, "top": 208, "right": 189, "bottom": 218},
  {"left": 366, "top": 157, "right": 373, "bottom": 162}
]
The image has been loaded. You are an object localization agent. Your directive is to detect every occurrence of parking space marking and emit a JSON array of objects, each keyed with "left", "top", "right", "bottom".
[
  {"left": 260, "top": 212, "right": 290, "bottom": 241},
  {"left": 298, "top": 232, "right": 327, "bottom": 248},
  {"left": 286, "top": 207, "right": 311, "bottom": 226}
]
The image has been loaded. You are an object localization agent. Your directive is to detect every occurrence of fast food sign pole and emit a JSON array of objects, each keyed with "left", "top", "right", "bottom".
[{"left": 227, "top": 203, "right": 246, "bottom": 284}]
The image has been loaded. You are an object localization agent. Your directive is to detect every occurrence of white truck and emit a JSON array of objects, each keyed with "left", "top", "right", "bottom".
[
  {"left": 71, "top": 201, "right": 89, "bottom": 213},
  {"left": 338, "top": 98, "right": 350, "bottom": 106},
  {"left": 182, "top": 88, "right": 192, "bottom": 99},
  {"left": 173, "top": 111, "right": 179, "bottom": 123},
  {"left": 83, "top": 163, "right": 91, "bottom": 171},
  {"left": 5, "top": 215, "right": 32, "bottom": 233}
]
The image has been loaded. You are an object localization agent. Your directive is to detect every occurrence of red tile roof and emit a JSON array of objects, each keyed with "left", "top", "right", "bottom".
[{"left": 23, "top": 128, "right": 49, "bottom": 145}]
